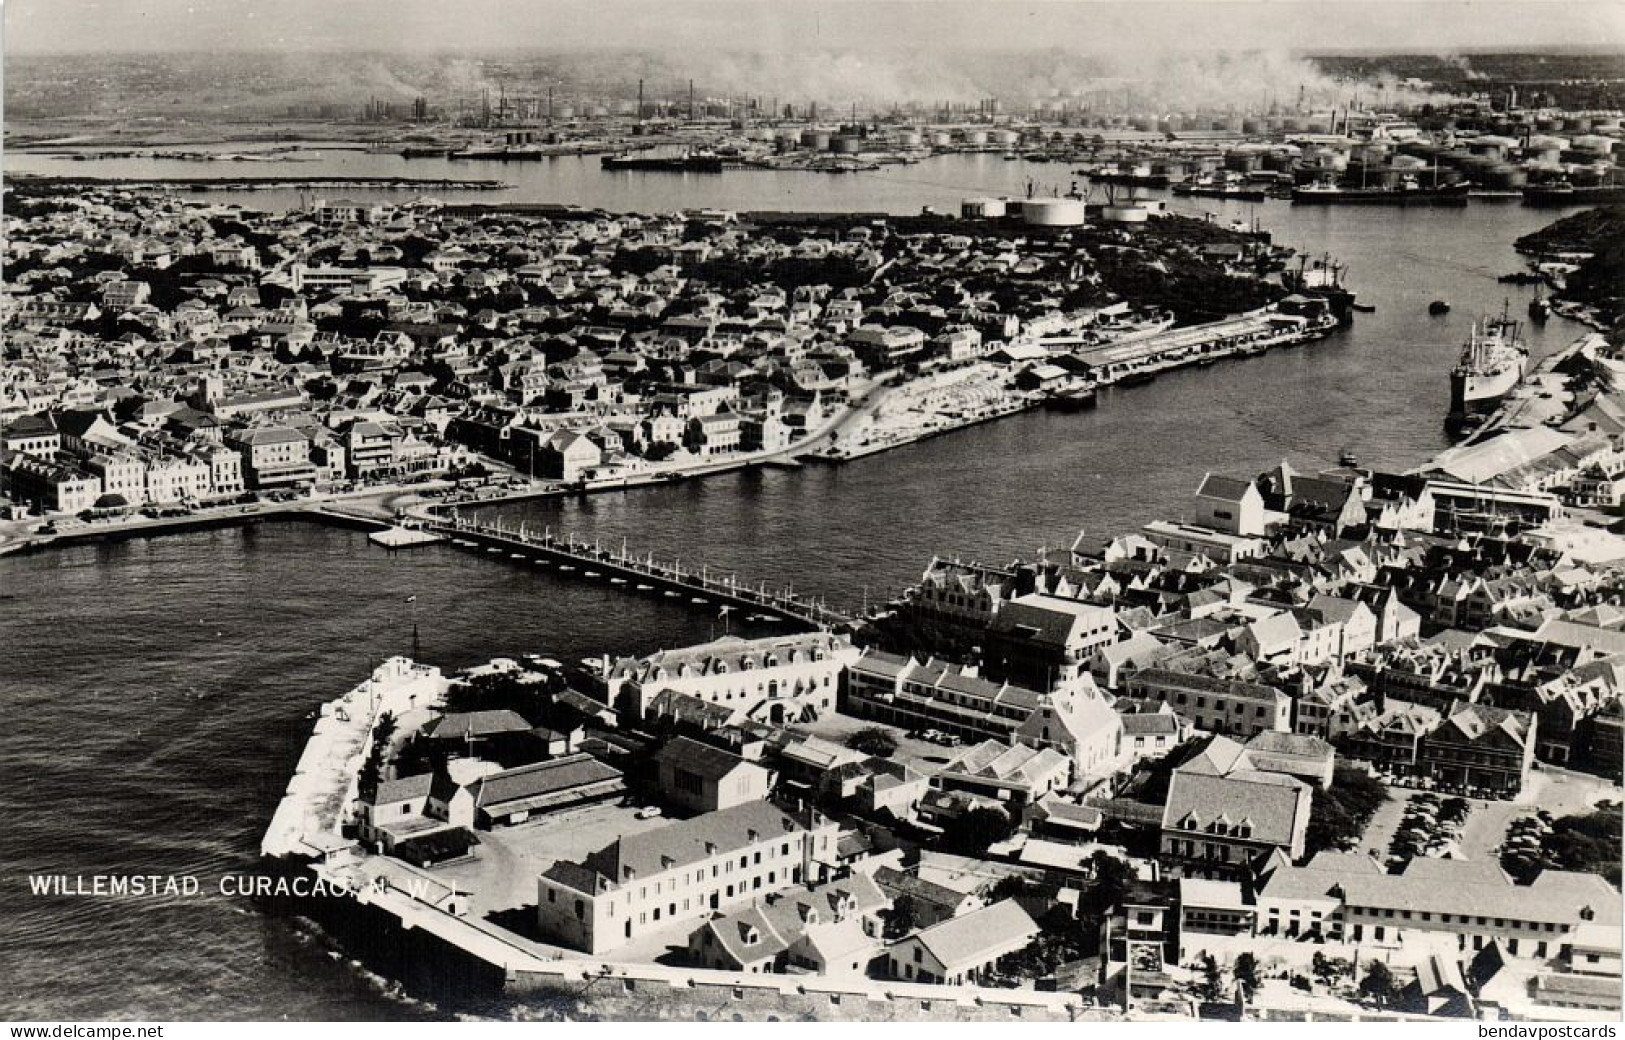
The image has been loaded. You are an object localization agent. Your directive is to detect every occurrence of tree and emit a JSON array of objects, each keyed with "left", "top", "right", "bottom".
[
  {"left": 845, "top": 726, "right": 899, "bottom": 758},
  {"left": 1078, "top": 851, "right": 1135, "bottom": 921},
  {"left": 882, "top": 894, "right": 917, "bottom": 940},
  {"left": 988, "top": 874, "right": 1034, "bottom": 904},
  {"left": 1359, "top": 960, "right": 1396, "bottom": 1006},
  {"left": 1307, "top": 765, "right": 1390, "bottom": 855},
  {"left": 941, "top": 806, "right": 1017, "bottom": 857},
  {"left": 1233, "top": 952, "right": 1261, "bottom": 998},
  {"left": 1198, "top": 954, "right": 1225, "bottom": 1002},
  {"left": 1312, "top": 951, "right": 1351, "bottom": 988},
  {"left": 356, "top": 711, "right": 399, "bottom": 801},
  {"left": 1542, "top": 805, "right": 1623, "bottom": 886}
]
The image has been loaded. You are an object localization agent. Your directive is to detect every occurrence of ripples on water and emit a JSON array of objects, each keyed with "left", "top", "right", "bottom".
[{"left": 0, "top": 154, "right": 1590, "bottom": 1018}]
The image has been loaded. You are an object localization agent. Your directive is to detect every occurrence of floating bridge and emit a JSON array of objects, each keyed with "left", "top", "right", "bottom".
[{"left": 420, "top": 515, "right": 854, "bottom": 630}]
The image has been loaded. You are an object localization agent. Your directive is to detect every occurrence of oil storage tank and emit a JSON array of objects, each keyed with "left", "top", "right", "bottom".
[{"left": 1021, "top": 198, "right": 1088, "bottom": 226}]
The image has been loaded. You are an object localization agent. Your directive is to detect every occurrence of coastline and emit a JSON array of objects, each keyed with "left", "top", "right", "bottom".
[{"left": 0, "top": 308, "right": 1347, "bottom": 560}]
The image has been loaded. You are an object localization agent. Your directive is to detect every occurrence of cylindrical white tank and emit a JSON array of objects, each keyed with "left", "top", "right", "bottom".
[
  {"left": 963, "top": 130, "right": 989, "bottom": 146},
  {"left": 1022, "top": 198, "right": 1088, "bottom": 226}
]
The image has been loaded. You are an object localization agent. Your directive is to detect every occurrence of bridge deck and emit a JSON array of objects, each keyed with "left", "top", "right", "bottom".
[{"left": 425, "top": 519, "right": 852, "bottom": 628}]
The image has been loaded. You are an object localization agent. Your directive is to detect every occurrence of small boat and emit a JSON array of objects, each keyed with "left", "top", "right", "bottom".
[
  {"left": 636, "top": 584, "right": 652, "bottom": 591},
  {"left": 1429, "top": 300, "right": 1451, "bottom": 315},
  {"left": 559, "top": 564, "right": 576, "bottom": 572},
  {"left": 510, "top": 553, "right": 525, "bottom": 560},
  {"left": 691, "top": 597, "right": 708, "bottom": 605},
  {"left": 610, "top": 577, "right": 627, "bottom": 585},
  {"left": 1528, "top": 293, "right": 1551, "bottom": 323},
  {"left": 664, "top": 590, "right": 681, "bottom": 598},
  {"left": 584, "top": 570, "right": 601, "bottom": 578},
  {"left": 1339, "top": 450, "right": 1360, "bottom": 468}
]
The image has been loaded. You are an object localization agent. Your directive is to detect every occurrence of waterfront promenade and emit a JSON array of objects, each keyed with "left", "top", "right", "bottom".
[{"left": 261, "top": 657, "right": 449, "bottom": 859}]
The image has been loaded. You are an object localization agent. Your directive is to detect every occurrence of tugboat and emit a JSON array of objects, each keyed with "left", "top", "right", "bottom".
[
  {"left": 1528, "top": 290, "right": 1551, "bottom": 323},
  {"left": 1448, "top": 303, "right": 1528, "bottom": 431}
]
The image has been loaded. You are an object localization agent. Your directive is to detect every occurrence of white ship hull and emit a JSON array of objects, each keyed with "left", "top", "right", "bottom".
[{"left": 1450, "top": 357, "right": 1525, "bottom": 415}]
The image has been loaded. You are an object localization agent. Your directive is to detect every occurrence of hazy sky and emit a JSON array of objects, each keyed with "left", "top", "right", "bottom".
[{"left": 6, "top": 0, "right": 1624, "bottom": 55}]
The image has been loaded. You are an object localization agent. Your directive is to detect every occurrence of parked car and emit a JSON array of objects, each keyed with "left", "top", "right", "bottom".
[{"left": 634, "top": 806, "right": 663, "bottom": 820}]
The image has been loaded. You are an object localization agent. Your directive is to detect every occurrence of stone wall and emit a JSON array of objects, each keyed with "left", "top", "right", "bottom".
[{"left": 506, "top": 963, "right": 1114, "bottom": 1023}]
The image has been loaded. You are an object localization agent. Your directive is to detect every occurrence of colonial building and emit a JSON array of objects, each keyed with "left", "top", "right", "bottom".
[
  {"left": 536, "top": 800, "right": 838, "bottom": 954},
  {"left": 654, "top": 736, "right": 773, "bottom": 814},
  {"left": 1158, "top": 737, "right": 1314, "bottom": 879},
  {"left": 885, "top": 899, "right": 1041, "bottom": 985},
  {"left": 685, "top": 873, "right": 890, "bottom": 975},
  {"left": 1125, "top": 668, "right": 1292, "bottom": 738},
  {"left": 605, "top": 632, "right": 858, "bottom": 724}
]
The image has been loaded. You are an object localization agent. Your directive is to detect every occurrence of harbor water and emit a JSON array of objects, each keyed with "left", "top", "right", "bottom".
[{"left": 0, "top": 151, "right": 1590, "bottom": 1019}]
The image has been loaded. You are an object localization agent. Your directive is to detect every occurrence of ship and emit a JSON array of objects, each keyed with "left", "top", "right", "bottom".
[
  {"left": 400, "top": 146, "right": 449, "bottom": 159},
  {"left": 1043, "top": 382, "right": 1099, "bottom": 411},
  {"left": 1172, "top": 171, "right": 1269, "bottom": 201},
  {"left": 447, "top": 146, "right": 545, "bottom": 161},
  {"left": 1449, "top": 306, "right": 1528, "bottom": 423},
  {"left": 1291, "top": 173, "right": 1469, "bottom": 206},
  {"left": 1081, "top": 163, "right": 1171, "bottom": 188},
  {"left": 601, "top": 151, "right": 725, "bottom": 173},
  {"left": 1282, "top": 254, "right": 1358, "bottom": 325},
  {"left": 1522, "top": 181, "right": 1625, "bottom": 207}
]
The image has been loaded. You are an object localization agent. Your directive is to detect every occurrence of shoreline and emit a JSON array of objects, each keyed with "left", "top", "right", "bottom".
[
  {"left": 8, "top": 173, "right": 512, "bottom": 191},
  {"left": 0, "top": 312, "right": 1344, "bottom": 559}
]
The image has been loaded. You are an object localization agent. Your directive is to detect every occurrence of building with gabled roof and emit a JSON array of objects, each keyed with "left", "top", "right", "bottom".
[
  {"left": 1158, "top": 737, "right": 1314, "bottom": 879},
  {"left": 934, "top": 739, "right": 1072, "bottom": 808},
  {"left": 1418, "top": 701, "right": 1537, "bottom": 798},
  {"left": 1242, "top": 730, "right": 1336, "bottom": 788},
  {"left": 536, "top": 799, "right": 838, "bottom": 954},
  {"left": 608, "top": 632, "right": 857, "bottom": 725},
  {"left": 885, "top": 899, "right": 1041, "bottom": 985},
  {"left": 654, "top": 735, "right": 772, "bottom": 814},
  {"left": 1015, "top": 687, "right": 1122, "bottom": 778},
  {"left": 686, "top": 872, "right": 890, "bottom": 975}
]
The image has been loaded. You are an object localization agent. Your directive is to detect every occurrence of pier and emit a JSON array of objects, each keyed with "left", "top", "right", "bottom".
[{"left": 422, "top": 515, "right": 855, "bottom": 629}]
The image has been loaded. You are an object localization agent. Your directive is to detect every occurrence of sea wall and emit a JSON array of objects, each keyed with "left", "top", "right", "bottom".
[{"left": 504, "top": 962, "right": 1108, "bottom": 1022}]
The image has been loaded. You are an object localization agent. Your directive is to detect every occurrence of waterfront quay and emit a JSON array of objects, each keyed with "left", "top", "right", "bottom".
[{"left": 262, "top": 656, "right": 450, "bottom": 858}]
